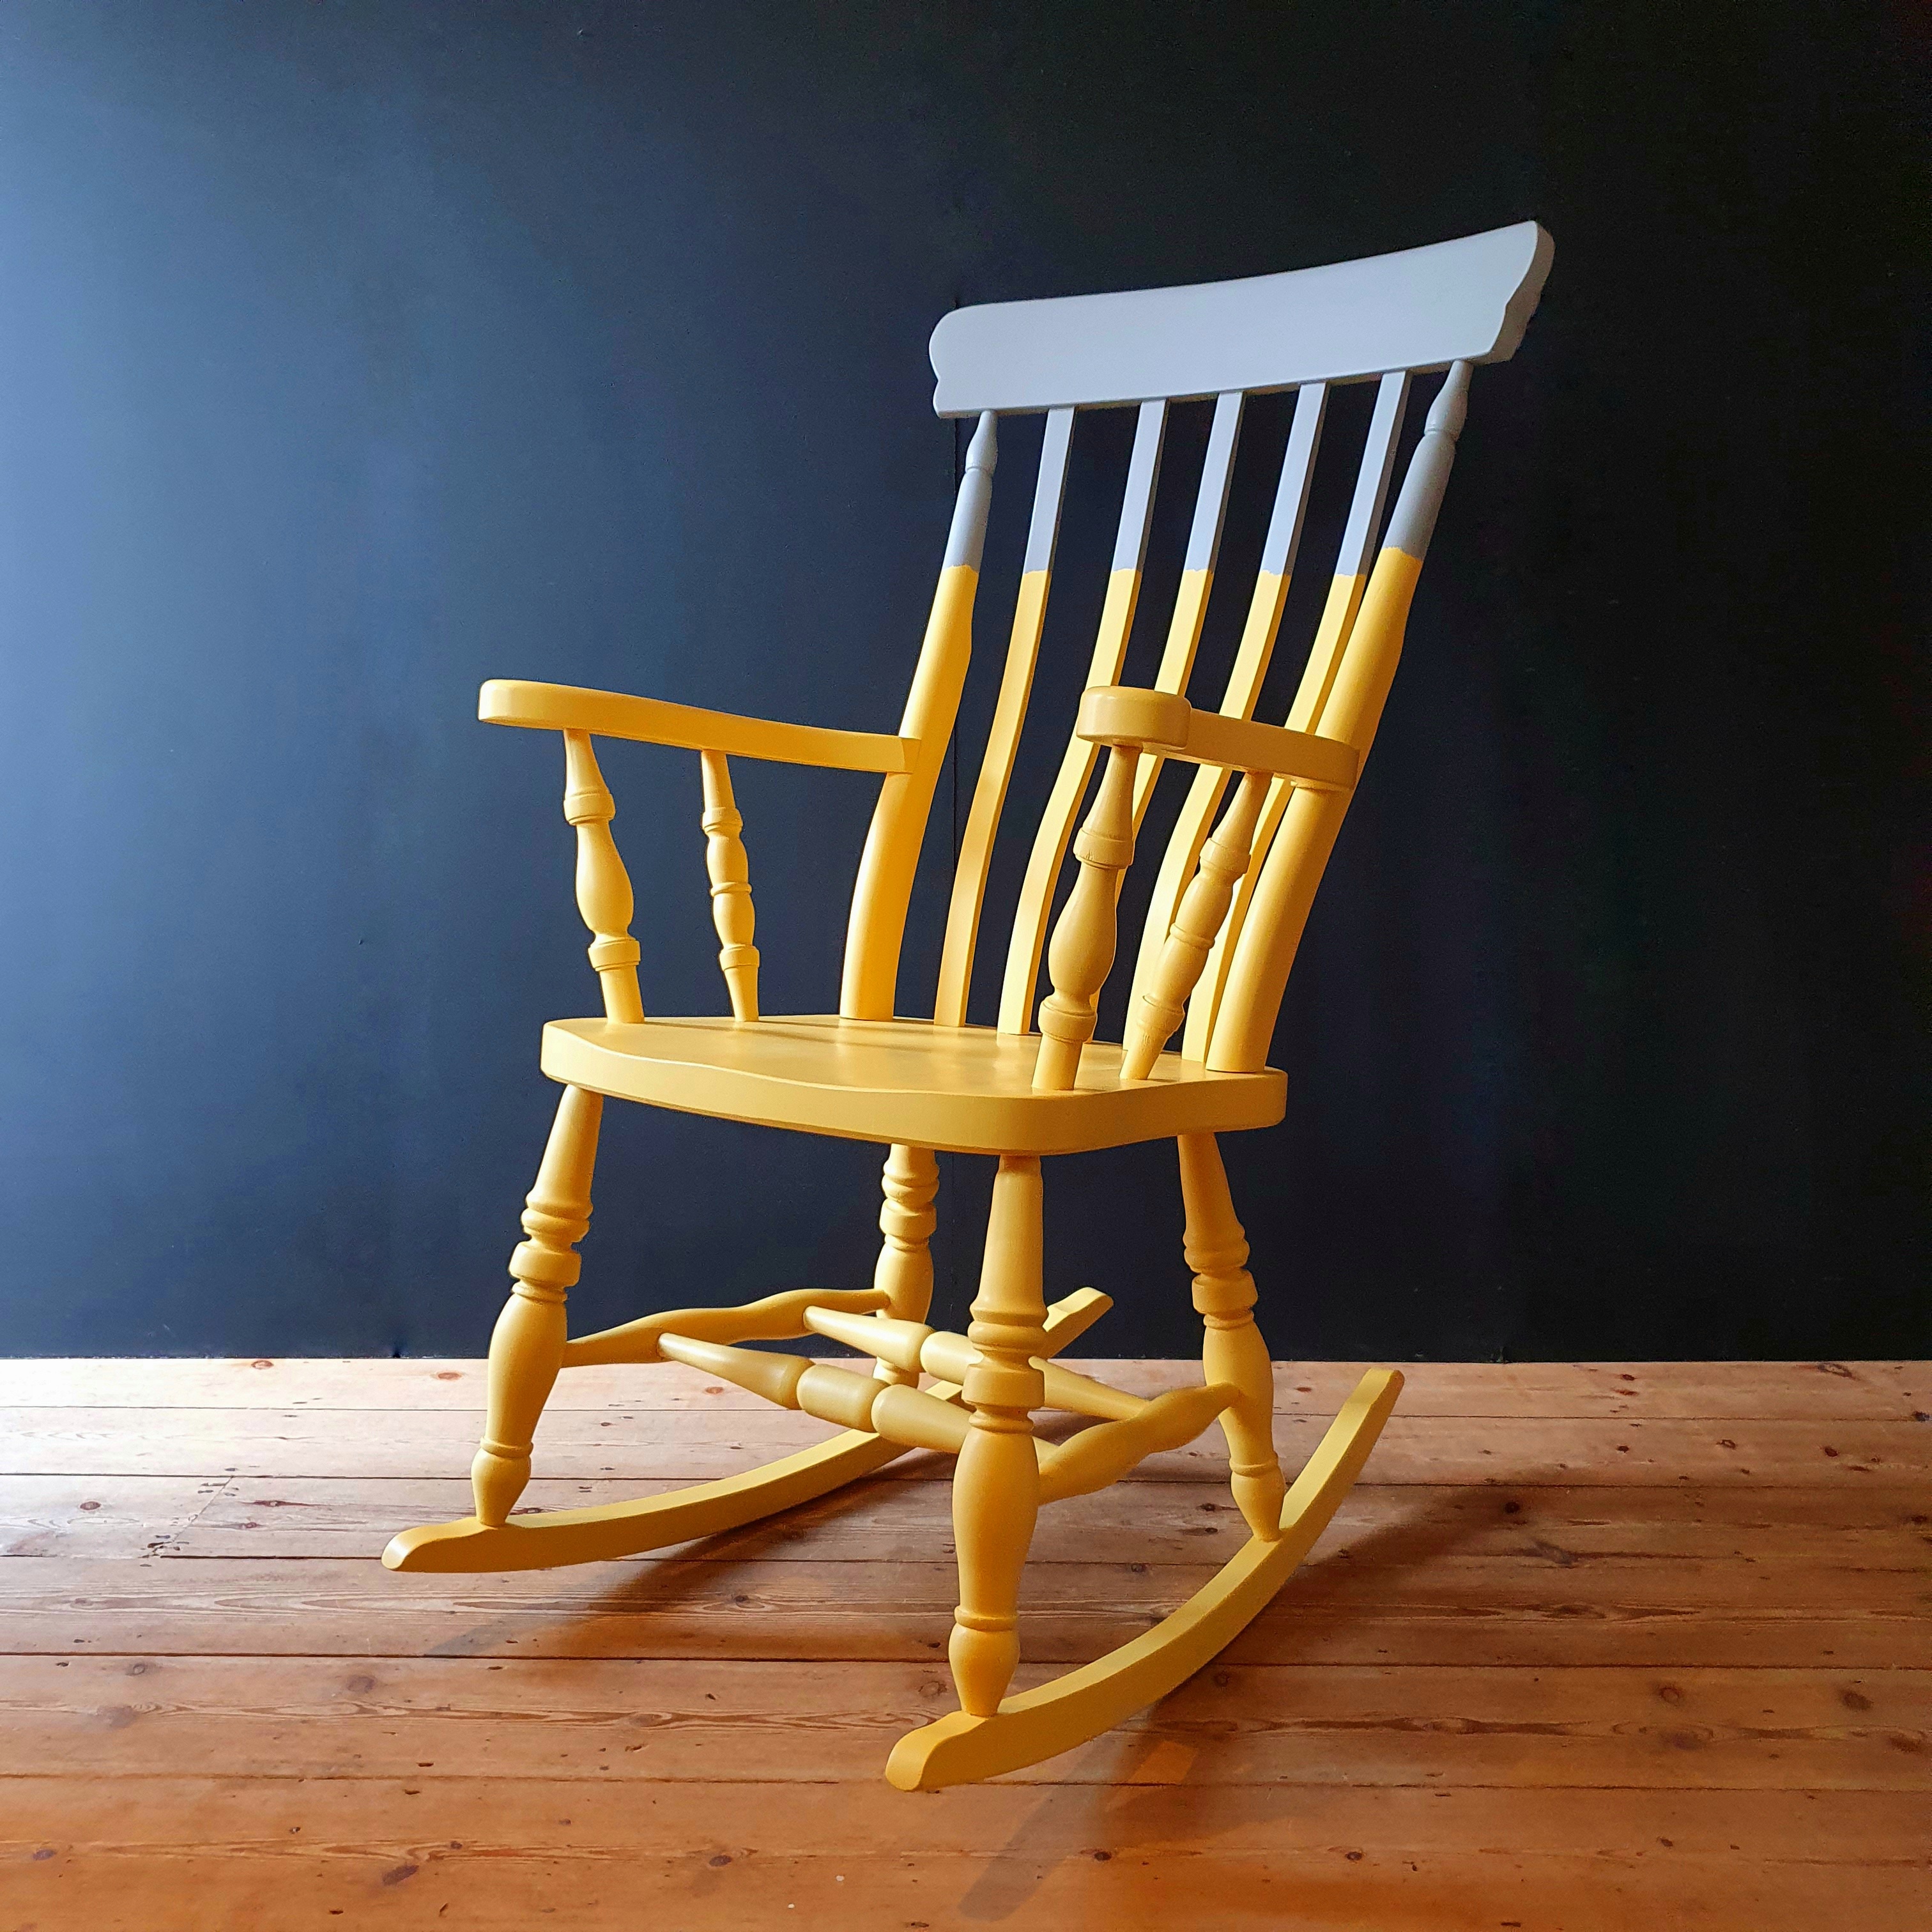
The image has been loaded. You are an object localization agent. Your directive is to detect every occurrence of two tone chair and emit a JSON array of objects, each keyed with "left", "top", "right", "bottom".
[{"left": 383, "top": 221, "right": 1554, "bottom": 1789}]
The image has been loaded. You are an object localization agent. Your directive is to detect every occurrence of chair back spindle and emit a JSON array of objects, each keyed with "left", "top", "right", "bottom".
[
  {"left": 1209, "top": 360, "right": 1471, "bottom": 1071},
  {"left": 1128, "top": 379, "right": 1327, "bottom": 1024},
  {"left": 998, "top": 399, "right": 1167, "bottom": 1036},
  {"left": 934, "top": 406, "right": 1075, "bottom": 1027},
  {"left": 1125, "top": 389, "right": 1246, "bottom": 835},
  {"left": 841, "top": 410, "right": 998, "bottom": 1020},
  {"left": 1179, "top": 368, "right": 1411, "bottom": 1059}
]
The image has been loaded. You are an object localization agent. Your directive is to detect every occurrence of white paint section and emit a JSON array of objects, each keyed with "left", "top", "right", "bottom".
[
  {"left": 930, "top": 222, "right": 1552, "bottom": 415},
  {"left": 941, "top": 411, "right": 999, "bottom": 570},
  {"left": 1383, "top": 362, "right": 1471, "bottom": 561},
  {"left": 1258, "top": 383, "right": 1328, "bottom": 579},
  {"left": 1022, "top": 408, "right": 1077, "bottom": 576},
  {"left": 1335, "top": 373, "right": 1412, "bottom": 581},
  {"left": 1110, "top": 400, "right": 1168, "bottom": 573},
  {"left": 1184, "top": 392, "right": 1245, "bottom": 574}
]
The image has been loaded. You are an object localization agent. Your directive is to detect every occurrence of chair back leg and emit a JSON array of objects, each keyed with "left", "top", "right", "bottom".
[{"left": 1179, "top": 1131, "right": 1286, "bottom": 1540}]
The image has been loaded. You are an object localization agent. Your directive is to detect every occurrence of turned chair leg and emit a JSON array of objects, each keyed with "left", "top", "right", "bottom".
[
  {"left": 950, "top": 1153, "right": 1048, "bottom": 1716},
  {"left": 471, "top": 1084, "right": 603, "bottom": 1528},
  {"left": 871, "top": 1145, "right": 939, "bottom": 1384},
  {"left": 1178, "top": 1132, "right": 1286, "bottom": 1540}
]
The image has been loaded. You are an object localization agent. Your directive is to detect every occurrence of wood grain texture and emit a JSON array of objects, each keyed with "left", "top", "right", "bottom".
[
  {"left": 1, "top": 1359, "right": 1922, "bottom": 1927},
  {"left": 4, "top": 1357, "right": 1915, "bottom": 1416},
  {"left": 9, "top": 1404, "right": 1925, "bottom": 1484}
]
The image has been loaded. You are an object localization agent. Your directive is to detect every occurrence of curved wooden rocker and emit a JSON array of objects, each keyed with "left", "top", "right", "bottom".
[
  {"left": 383, "top": 224, "right": 1551, "bottom": 1784},
  {"left": 886, "top": 1365, "right": 1403, "bottom": 1791}
]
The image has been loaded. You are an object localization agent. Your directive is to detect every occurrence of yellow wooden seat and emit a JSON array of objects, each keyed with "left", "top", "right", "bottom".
[
  {"left": 540, "top": 1015, "right": 1285, "bottom": 1156},
  {"left": 383, "top": 222, "right": 1554, "bottom": 1790}
]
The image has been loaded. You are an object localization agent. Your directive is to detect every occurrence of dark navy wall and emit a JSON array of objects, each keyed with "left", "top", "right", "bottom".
[{"left": 1, "top": 2, "right": 1923, "bottom": 1360}]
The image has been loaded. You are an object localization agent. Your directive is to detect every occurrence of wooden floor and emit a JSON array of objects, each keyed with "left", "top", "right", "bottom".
[{"left": 0, "top": 1357, "right": 1926, "bottom": 1929}]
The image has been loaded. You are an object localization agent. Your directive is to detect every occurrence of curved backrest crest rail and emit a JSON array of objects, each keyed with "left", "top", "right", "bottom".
[{"left": 838, "top": 220, "right": 1552, "bottom": 1080}]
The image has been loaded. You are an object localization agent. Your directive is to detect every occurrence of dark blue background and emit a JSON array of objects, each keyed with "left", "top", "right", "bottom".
[{"left": 1, "top": 2, "right": 1923, "bottom": 1360}]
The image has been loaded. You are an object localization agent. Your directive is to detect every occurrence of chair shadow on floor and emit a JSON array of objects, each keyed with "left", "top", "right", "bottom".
[
  {"left": 479, "top": 1446, "right": 1545, "bottom": 1922},
  {"left": 946, "top": 1472, "right": 1529, "bottom": 1926}
]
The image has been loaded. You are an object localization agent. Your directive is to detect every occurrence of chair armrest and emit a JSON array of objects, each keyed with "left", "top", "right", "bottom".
[
  {"left": 479, "top": 678, "right": 913, "bottom": 774},
  {"left": 1074, "top": 686, "right": 1358, "bottom": 793}
]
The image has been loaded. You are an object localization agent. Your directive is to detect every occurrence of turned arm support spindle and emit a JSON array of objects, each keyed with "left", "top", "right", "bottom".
[
  {"left": 562, "top": 730, "right": 645, "bottom": 1023},
  {"left": 699, "top": 749, "right": 760, "bottom": 1021},
  {"left": 1033, "top": 745, "right": 1140, "bottom": 1092},
  {"left": 1121, "top": 769, "right": 1268, "bottom": 1080}
]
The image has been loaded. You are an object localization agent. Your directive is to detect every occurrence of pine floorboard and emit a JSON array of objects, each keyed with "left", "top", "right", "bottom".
[{"left": 1, "top": 1358, "right": 1926, "bottom": 1929}]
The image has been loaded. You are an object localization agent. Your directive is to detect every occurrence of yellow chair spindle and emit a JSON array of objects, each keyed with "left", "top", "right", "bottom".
[
  {"left": 999, "top": 399, "right": 1165, "bottom": 1036},
  {"left": 1032, "top": 745, "right": 1139, "bottom": 1092},
  {"left": 1131, "top": 382, "right": 1326, "bottom": 1023},
  {"left": 698, "top": 749, "right": 759, "bottom": 1022},
  {"left": 1182, "top": 373, "right": 1410, "bottom": 1061},
  {"left": 1121, "top": 769, "right": 1268, "bottom": 1080},
  {"left": 843, "top": 411, "right": 996, "bottom": 1020},
  {"left": 561, "top": 730, "right": 645, "bottom": 1024}
]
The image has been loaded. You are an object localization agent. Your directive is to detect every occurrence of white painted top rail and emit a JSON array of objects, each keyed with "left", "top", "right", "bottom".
[{"left": 930, "top": 221, "right": 1552, "bottom": 416}]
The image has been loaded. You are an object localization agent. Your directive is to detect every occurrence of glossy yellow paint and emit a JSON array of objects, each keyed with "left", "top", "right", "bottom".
[
  {"left": 935, "top": 568, "right": 1050, "bottom": 1027},
  {"left": 1129, "top": 563, "right": 1293, "bottom": 1018},
  {"left": 1181, "top": 565, "right": 1368, "bottom": 1061},
  {"left": 1074, "top": 685, "right": 1359, "bottom": 790},
  {"left": 537, "top": 1013, "right": 1284, "bottom": 1157},
  {"left": 1126, "top": 564, "right": 1216, "bottom": 830},
  {"left": 1210, "top": 547, "right": 1423, "bottom": 1071},
  {"left": 480, "top": 678, "right": 910, "bottom": 773},
  {"left": 999, "top": 564, "right": 1143, "bottom": 1036},
  {"left": 843, "top": 562, "right": 979, "bottom": 1020}
]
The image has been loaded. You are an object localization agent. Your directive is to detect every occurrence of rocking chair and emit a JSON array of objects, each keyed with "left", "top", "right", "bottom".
[{"left": 383, "top": 221, "right": 1554, "bottom": 1790}]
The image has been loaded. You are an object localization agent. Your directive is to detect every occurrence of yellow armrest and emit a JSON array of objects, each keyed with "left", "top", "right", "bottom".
[
  {"left": 1074, "top": 686, "right": 1358, "bottom": 793},
  {"left": 479, "top": 679, "right": 913, "bottom": 775}
]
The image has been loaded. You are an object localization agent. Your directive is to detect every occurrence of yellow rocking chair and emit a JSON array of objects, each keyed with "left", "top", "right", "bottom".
[{"left": 383, "top": 222, "right": 1554, "bottom": 1790}]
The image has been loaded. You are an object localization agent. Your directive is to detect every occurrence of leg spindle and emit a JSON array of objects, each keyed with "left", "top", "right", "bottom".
[
  {"left": 951, "top": 1154, "right": 1048, "bottom": 1715},
  {"left": 871, "top": 1145, "right": 939, "bottom": 1383},
  {"left": 473, "top": 1085, "right": 602, "bottom": 1528},
  {"left": 1178, "top": 1131, "right": 1285, "bottom": 1540}
]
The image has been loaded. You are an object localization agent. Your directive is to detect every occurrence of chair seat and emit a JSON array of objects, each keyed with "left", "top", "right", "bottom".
[{"left": 539, "top": 1014, "right": 1285, "bottom": 1156}]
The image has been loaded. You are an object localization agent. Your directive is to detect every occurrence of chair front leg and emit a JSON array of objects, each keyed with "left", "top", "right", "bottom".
[
  {"left": 950, "top": 1154, "right": 1048, "bottom": 1716},
  {"left": 472, "top": 1084, "right": 602, "bottom": 1528},
  {"left": 1178, "top": 1132, "right": 1285, "bottom": 1540}
]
